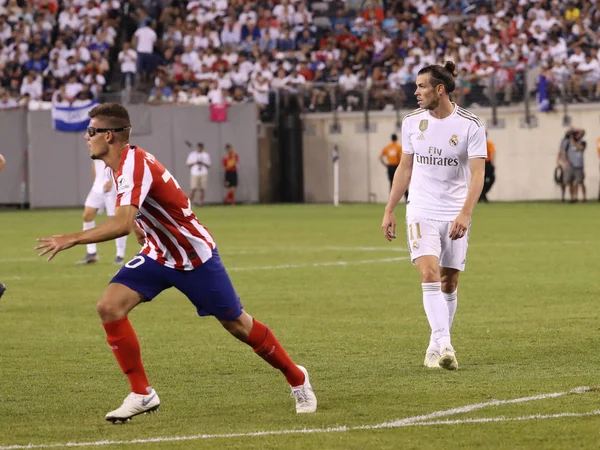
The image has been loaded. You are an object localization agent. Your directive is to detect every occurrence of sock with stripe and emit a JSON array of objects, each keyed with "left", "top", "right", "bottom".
[
  {"left": 83, "top": 221, "right": 97, "bottom": 254},
  {"left": 443, "top": 289, "right": 458, "bottom": 329},
  {"left": 422, "top": 282, "right": 450, "bottom": 351},
  {"left": 103, "top": 317, "right": 151, "bottom": 395},
  {"left": 244, "top": 318, "right": 305, "bottom": 387}
]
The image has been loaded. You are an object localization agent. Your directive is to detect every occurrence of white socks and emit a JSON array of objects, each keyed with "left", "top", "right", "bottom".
[
  {"left": 423, "top": 282, "right": 450, "bottom": 351},
  {"left": 443, "top": 289, "right": 458, "bottom": 329},
  {"left": 83, "top": 221, "right": 96, "bottom": 254},
  {"left": 116, "top": 236, "right": 127, "bottom": 258}
]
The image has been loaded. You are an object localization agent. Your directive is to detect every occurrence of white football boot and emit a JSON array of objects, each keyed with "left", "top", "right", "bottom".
[
  {"left": 438, "top": 340, "right": 458, "bottom": 370},
  {"left": 105, "top": 389, "right": 160, "bottom": 423},
  {"left": 424, "top": 349, "right": 441, "bottom": 368},
  {"left": 291, "top": 366, "right": 317, "bottom": 413}
]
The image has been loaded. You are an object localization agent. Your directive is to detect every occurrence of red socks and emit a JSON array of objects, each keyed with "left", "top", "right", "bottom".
[
  {"left": 103, "top": 317, "right": 150, "bottom": 395},
  {"left": 103, "top": 316, "right": 304, "bottom": 392},
  {"left": 245, "top": 319, "right": 305, "bottom": 387},
  {"left": 224, "top": 190, "right": 235, "bottom": 205}
]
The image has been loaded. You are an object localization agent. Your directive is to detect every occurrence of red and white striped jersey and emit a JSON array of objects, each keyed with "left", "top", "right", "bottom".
[{"left": 115, "top": 145, "right": 216, "bottom": 270}]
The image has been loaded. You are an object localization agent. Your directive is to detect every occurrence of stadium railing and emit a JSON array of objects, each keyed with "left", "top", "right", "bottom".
[{"left": 95, "top": 65, "right": 589, "bottom": 130}]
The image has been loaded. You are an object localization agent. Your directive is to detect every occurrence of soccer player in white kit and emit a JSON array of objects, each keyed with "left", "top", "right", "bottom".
[
  {"left": 77, "top": 159, "right": 127, "bottom": 265},
  {"left": 381, "top": 62, "right": 486, "bottom": 370}
]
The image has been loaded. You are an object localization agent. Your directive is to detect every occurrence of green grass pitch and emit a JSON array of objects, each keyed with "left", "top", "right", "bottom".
[{"left": 0, "top": 202, "right": 599, "bottom": 449}]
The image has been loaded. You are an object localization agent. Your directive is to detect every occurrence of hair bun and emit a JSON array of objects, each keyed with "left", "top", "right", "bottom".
[{"left": 444, "top": 61, "right": 457, "bottom": 77}]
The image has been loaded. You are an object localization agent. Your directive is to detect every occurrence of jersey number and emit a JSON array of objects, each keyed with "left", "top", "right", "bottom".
[
  {"left": 409, "top": 222, "right": 422, "bottom": 241},
  {"left": 161, "top": 168, "right": 193, "bottom": 217},
  {"left": 125, "top": 255, "right": 145, "bottom": 269}
]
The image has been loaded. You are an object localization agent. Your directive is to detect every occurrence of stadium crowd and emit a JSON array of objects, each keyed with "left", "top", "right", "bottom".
[{"left": 0, "top": 0, "right": 599, "bottom": 115}]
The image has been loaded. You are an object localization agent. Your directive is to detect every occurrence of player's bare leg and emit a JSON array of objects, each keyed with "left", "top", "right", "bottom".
[
  {"left": 220, "top": 311, "right": 317, "bottom": 413},
  {"left": 77, "top": 206, "right": 99, "bottom": 264},
  {"left": 416, "top": 256, "right": 457, "bottom": 370},
  {"left": 98, "top": 283, "right": 159, "bottom": 423},
  {"left": 569, "top": 182, "right": 577, "bottom": 203}
]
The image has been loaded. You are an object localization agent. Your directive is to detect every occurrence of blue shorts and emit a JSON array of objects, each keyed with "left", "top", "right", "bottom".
[{"left": 110, "top": 249, "right": 243, "bottom": 321}]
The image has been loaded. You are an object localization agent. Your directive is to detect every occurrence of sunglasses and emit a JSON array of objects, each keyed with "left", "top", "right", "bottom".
[{"left": 87, "top": 125, "right": 131, "bottom": 137}]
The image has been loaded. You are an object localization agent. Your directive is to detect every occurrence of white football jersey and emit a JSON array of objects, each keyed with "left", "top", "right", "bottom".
[{"left": 402, "top": 104, "right": 487, "bottom": 221}]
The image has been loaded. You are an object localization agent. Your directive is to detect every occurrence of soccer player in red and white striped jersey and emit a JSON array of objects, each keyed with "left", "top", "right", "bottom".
[
  {"left": 116, "top": 143, "right": 215, "bottom": 270},
  {"left": 36, "top": 103, "right": 317, "bottom": 422}
]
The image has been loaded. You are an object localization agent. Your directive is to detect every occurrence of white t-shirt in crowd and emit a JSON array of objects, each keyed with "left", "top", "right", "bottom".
[
  {"left": 119, "top": 49, "right": 138, "bottom": 73},
  {"left": 134, "top": 26, "right": 157, "bottom": 53}
]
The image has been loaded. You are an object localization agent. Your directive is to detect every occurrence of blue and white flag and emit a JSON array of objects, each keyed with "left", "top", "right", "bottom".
[{"left": 51, "top": 101, "right": 98, "bottom": 132}]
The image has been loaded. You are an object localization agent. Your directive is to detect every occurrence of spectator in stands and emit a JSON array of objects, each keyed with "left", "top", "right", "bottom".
[
  {"left": 338, "top": 66, "right": 361, "bottom": 111},
  {"left": 118, "top": 41, "right": 137, "bottom": 89},
  {"left": 20, "top": 70, "right": 42, "bottom": 100},
  {"left": 0, "top": 90, "right": 19, "bottom": 110},
  {"left": 133, "top": 18, "right": 157, "bottom": 84}
]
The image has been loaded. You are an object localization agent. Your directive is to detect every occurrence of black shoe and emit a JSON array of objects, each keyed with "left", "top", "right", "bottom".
[{"left": 0, "top": 283, "right": 6, "bottom": 299}]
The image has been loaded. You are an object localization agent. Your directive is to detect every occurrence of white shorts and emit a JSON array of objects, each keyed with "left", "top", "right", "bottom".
[
  {"left": 190, "top": 174, "right": 208, "bottom": 190},
  {"left": 405, "top": 216, "right": 471, "bottom": 271},
  {"left": 85, "top": 190, "right": 117, "bottom": 216}
]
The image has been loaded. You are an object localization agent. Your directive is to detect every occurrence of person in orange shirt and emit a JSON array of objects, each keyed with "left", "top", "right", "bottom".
[
  {"left": 479, "top": 134, "right": 496, "bottom": 203},
  {"left": 380, "top": 134, "right": 408, "bottom": 199},
  {"left": 222, "top": 144, "right": 239, "bottom": 205}
]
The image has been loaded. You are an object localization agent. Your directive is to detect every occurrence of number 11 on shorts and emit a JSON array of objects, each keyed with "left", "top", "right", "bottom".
[{"left": 409, "top": 222, "right": 422, "bottom": 241}]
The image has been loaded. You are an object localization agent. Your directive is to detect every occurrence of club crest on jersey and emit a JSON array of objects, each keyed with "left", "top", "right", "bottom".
[
  {"left": 419, "top": 120, "right": 428, "bottom": 132},
  {"left": 449, "top": 135, "right": 459, "bottom": 147},
  {"left": 117, "top": 174, "right": 131, "bottom": 194}
]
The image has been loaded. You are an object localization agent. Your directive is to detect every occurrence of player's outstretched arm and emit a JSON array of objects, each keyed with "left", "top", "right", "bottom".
[
  {"left": 382, "top": 153, "right": 413, "bottom": 241},
  {"left": 36, "top": 205, "right": 138, "bottom": 261},
  {"left": 449, "top": 158, "right": 485, "bottom": 240},
  {"left": 0, "top": 153, "right": 6, "bottom": 173}
]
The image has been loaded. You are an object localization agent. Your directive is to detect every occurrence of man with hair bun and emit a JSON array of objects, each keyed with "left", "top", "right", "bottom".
[{"left": 381, "top": 62, "right": 487, "bottom": 371}]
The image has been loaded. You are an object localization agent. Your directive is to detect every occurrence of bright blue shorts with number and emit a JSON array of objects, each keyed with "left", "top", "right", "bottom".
[{"left": 111, "top": 248, "right": 243, "bottom": 321}]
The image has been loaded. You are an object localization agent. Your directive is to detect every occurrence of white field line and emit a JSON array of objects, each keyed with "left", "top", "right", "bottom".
[
  {"left": 0, "top": 387, "right": 592, "bottom": 450},
  {"left": 0, "top": 247, "right": 408, "bottom": 264},
  {"left": 227, "top": 257, "right": 409, "bottom": 272},
  {"left": 2, "top": 257, "right": 410, "bottom": 281},
  {"left": 3, "top": 238, "right": 597, "bottom": 264},
  {"left": 404, "top": 410, "right": 600, "bottom": 427}
]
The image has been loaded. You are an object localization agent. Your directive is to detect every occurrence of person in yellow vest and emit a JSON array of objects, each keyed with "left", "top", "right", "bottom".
[{"left": 380, "top": 134, "right": 408, "bottom": 200}]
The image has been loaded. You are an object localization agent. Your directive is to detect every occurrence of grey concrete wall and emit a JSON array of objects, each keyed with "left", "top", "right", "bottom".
[
  {"left": 21, "top": 104, "right": 259, "bottom": 208},
  {"left": 303, "top": 108, "right": 600, "bottom": 202},
  {"left": 0, "top": 110, "right": 28, "bottom": 205}
]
